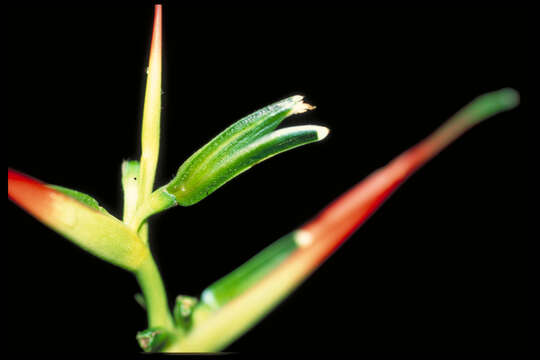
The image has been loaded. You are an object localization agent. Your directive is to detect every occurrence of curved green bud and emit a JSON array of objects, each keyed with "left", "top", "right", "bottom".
[{"left": 165, "top": 96, "right": 328, "bottom": 206}]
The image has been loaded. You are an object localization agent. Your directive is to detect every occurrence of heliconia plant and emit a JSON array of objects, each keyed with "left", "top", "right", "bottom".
[{"left": 7, "top": 5, "right": 519, "bottom": 352}]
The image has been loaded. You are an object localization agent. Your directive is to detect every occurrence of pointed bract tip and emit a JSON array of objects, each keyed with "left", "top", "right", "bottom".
[{"left": 8, "top": 168, "right": 37, "bottom": 183}]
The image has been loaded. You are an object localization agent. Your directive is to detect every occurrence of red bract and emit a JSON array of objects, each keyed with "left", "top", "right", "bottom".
[{"left": 8, "top": 168, "right": 59, "bottom": 223}]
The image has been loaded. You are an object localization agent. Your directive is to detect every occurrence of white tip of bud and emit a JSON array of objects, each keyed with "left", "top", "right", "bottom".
[{"left": 315, "top": 126, "right": 330, "bottom": 140}]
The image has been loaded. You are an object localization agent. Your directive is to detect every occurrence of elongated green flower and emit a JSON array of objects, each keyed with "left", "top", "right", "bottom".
[{"left": 165, "top": 95, "right": 328, "bottom": 206}]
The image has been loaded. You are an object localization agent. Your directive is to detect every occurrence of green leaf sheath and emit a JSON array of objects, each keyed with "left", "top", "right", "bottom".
[
  {"left": 199, "top": 231, "right": 298, "bottom": 310},
  {"left": 47, "top": 184, "right": 110, "bottom": 214},
  {"left": 165, "top": 95, "right": 325, "bottom": 206}
]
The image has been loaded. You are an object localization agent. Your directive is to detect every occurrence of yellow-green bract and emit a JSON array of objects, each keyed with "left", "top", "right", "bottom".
[{"left": 8, "top": 170, "right": 149, "bottom": 271}]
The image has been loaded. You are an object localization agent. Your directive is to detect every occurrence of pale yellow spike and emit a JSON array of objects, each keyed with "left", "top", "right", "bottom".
[{"left": 139, "top": 5, "right": 163, "bottom": 207}]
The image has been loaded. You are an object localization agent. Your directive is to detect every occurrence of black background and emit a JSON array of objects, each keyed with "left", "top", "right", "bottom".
[{"left": 6, "top": 2, "right": 531, "bottom": 354}]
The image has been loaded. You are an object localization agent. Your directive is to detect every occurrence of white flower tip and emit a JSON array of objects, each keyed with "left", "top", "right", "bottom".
[{"left": 315, "top": 126, "right": 330, "bottom": 140}]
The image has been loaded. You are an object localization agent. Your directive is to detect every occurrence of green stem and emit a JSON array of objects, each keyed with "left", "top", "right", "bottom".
[
  {"left": 135, "top": 254, "right": 175, "bottom": 331},
  {"left": 130, "top": 187, "right": 177, "bottom": 235}
]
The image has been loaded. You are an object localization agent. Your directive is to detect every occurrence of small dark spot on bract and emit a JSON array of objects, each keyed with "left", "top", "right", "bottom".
[{"left": 134, "top": 177, "right": 137, "bottom": 180}]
